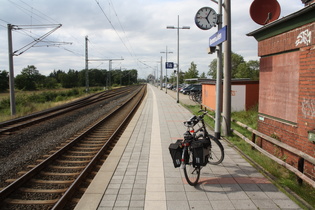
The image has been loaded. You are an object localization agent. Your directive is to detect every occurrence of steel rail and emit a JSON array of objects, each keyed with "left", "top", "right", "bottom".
[
  {"left": 0, "top": 86, "right": 140, "bottom": 135},
  {"left": 53, "top": 85, "right": 146, "bottom": 209},
  {"left": 0, "top": 85, "right": 146, "bottom": 208}
]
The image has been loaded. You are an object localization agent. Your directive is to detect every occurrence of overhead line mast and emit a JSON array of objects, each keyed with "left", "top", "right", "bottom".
[
  {"left": 85, "top": 36, "right": 124, "bottom": 90},
  {"left": 7, "top": 23, "right": 65, "bottom": 116}
]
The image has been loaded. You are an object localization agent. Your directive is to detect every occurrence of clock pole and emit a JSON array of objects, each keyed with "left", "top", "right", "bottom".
[
  {"left": 222, "top": 0, "right": 231, "bottom": 136},
  {"left": 214, "top": 0, "right": 223, "bottom": 139}
]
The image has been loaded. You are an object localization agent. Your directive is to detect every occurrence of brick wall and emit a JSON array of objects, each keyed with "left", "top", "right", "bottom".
[
  {"left": 297, "top": 42, "right": 315, "bottom": 178},
  {"left": 258, "top": 22, "right": 315, "bottom": 179}
]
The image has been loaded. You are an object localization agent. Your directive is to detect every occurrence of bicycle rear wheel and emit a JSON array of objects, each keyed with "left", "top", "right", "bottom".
[
  {"left": 207, "top": 135, "right": 224, "bottom": 165},
  {"left": 183, "top": 148, "right": 200, "bottom": 186}
]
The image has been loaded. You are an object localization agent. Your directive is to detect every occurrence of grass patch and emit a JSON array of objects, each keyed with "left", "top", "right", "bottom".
[
  {"left": 184, "top": 104, "right": 315, "bottom": 209},
  {"left": 0, "top": 87, "right": 103, "bottom": 122}
]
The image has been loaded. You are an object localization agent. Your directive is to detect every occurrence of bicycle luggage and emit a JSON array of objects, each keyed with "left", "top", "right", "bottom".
[
  {"left": 169, "top": 139, "right": 183, "bottom": 168},
  {"left": 191, "top": 139, "right": 210, "bottom": 166}
]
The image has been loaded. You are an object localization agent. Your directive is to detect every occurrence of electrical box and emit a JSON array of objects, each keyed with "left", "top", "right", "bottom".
[
  {"left": 308, "top": 130, "right": 315, "bottom": 143},
  {"left": 207, "top": 47, "right": 216, "bottom": 54}
]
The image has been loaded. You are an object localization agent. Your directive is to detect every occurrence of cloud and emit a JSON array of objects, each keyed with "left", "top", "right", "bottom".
[{"left": 0, "top": 0, "right": 304, "bottom": 79}]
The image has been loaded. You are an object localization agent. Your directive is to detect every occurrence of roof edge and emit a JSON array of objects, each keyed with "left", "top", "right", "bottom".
[{"left": 247, "top": 4, "right": 315, "bottom": 40}]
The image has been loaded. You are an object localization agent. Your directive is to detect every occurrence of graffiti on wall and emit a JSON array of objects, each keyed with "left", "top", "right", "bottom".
[
  {"left": 296, "top": 29, "right": 312, "bottom": 46},
  {"left": 302, "top": 98, "right": 315, "bottom": 119}
]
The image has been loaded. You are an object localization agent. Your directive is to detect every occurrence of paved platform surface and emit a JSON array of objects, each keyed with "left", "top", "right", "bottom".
[{"left": 75, "top": 84, "right": 302, "bottom": 210}]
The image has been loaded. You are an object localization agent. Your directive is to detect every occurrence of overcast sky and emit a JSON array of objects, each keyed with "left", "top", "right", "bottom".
[{"left": 0, "top": 0, "right": 304, "bottom": 79}]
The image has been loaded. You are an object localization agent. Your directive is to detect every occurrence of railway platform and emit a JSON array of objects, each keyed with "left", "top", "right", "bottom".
[{"left": 75, "top": 84, "right": 302, "bottom": 210}]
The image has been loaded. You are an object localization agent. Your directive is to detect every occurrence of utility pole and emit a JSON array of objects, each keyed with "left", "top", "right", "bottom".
[
  {"left": 160, "top": 56, "right": 163, "bottom": 90},
  {"left": 7, "top": 24, "right": 16, "bottom": 116},
  {"left": 214, "top": 0, "right": 223, "bottom": 139},
  {"left": 160, "top": 46, "right": 173, "bottom": 94},
  {"left": 167, "top": 15, "right": 190, "bottom": 103},
  {"left": 222, "top": 0, "right": 232, "bottom": 136},
  {"left": 89, "top": 58, "right": 124, "bottom": 89},
  {"left": 6, "top": 23, "right": 65, "bottom": 116},
  {"left": 85, "top": 36, "right": 89, "bottom": 92}
]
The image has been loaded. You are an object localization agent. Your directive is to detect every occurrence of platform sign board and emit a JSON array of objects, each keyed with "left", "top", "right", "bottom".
[
  {"left": 165, "top": 62, "right": 174, "bottom": 69},
  {"left": 209, "top": 25, "right": 227, "bottom": 47}
]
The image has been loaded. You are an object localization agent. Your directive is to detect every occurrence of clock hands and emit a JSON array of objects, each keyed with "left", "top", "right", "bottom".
[
  {"left": 195, "top": 7, "right": 217, "bottom": 30},
  {"left": 206, "top": 11, "right": 210, "bottom": 24}
]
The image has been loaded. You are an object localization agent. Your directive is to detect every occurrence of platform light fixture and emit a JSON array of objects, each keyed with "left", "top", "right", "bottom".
[{"left": 166, "top": 15, "right": 190, "bottom": 103}]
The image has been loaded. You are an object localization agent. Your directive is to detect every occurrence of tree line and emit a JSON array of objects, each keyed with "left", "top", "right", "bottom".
[
  {"left": 0, "top": 65, "right": 138, "bottom": 91},
  {"left": 151, "top": 52, "right": 259, "bottom": 85}
]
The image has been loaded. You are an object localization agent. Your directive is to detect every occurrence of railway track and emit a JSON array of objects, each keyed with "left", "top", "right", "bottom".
[
  {"left": 0, "top": 86, "right": 140, "bottom": 136},
  {"left": 0, "top": 84, "right": 146, "bottom": 209}
]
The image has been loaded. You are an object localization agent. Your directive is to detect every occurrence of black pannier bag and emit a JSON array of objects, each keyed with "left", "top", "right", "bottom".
[
  {"left": 191, "top": 138, "right": 210, "bottom": 166},
  {"left": 169, "top": 139, "right": 183, "bottom": 168}
]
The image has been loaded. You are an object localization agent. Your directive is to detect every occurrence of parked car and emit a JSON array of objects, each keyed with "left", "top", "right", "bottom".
[
  {"left": 182, "top": 84, "right": 193, "bottom": 95},
  {"left": 180, "top": 84, "right": 190, "bottom": 93},
  {"left": 166, "top": 84, "right": 173, "bottom": 89},
  {"left": 182, "top": 84, "right": 201, "bottom": 95},
  {"left": 189, "top": 84, "right": 202, "bottom": 93}
]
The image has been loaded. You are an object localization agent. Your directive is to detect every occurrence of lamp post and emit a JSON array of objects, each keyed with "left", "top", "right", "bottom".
[
  {"left": 160, "top": 46, "right": 173, "bottom": 94},
  {"left": 167, "top": 15, "right": 190, "bottom": 103}
]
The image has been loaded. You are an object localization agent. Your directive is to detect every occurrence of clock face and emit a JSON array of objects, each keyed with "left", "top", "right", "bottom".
[{"left": 195, "top": 7, "right": 217, "bottom": 30}]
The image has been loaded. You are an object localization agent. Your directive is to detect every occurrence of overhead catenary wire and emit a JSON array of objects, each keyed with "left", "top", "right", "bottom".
[
  {"left": 18, "top": 0, "right": 59, "bottom": 24},
  {"left": 94, "top": 0, "right": 134, "bottom": 58},
  {"left": 95, "top": 0, "right": 154, "bottom": 72},
  {"left": 4, "top": 0, "right": 86, "bottom": 60},
  {"left": 2, "top": 0, "right": 151, "bottom": 75},
  {"left": 8, "top": 0, "right": 58, "bottom": 25},
  {"left": 106, "top": 0, "right": 152, "bottom": 72},
  {"left": 11, "top": 24, "right": 62, "bottom": 56},
  {"left": 107, "top": 0, "right": 137, "bottom": 58}
]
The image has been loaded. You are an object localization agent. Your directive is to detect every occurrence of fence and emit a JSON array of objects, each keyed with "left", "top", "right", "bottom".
[{"left": 205, "top": 112, "right": 315, "bottom": 188}]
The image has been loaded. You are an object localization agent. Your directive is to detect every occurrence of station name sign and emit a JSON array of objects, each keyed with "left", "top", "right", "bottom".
[
  {"left": 209, "top": 25, "right": 227, "bottom": 47},
  {"left": 165, "top": 62, "right": 174, "bottom": 69}
]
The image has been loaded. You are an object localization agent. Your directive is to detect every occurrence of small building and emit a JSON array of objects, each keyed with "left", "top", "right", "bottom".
[
  {"left": 202, "top": 79, "right": 259, "bottom": 112},
  {"left": 248, "top": 2, "right": 315, "bottom": 180}
]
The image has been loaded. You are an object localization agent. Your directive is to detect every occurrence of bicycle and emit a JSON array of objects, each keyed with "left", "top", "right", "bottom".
[
  {"left": 169, "top": 110, "right": 224, "bottom": 186},
  {"left": 188, "top": 90, "right": 202, "bottom": 104}
]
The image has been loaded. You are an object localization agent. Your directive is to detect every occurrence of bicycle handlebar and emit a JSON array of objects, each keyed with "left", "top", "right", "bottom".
[
  {"left": 197, "top": 110, "right": 207, "bottom": 120},
  {"left": 183, "top": 110, "right": 208, "bottom": 127}
]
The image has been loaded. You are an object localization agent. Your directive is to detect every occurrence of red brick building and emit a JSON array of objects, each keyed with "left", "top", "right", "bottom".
[{"left": 248, "top": 2, "right": 315, "bottom": 179}]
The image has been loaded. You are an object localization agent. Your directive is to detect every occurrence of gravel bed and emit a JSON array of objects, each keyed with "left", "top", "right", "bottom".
[{"left": 0, "top": 92, "right": 132, "bottom": 187}]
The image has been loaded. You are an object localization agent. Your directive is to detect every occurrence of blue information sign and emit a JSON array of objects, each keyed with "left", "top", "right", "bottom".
[
  {"left": 165, "top": 62, "right": 174, "bottom": 69},
  {"left": 209, "top": 25, "right": 227, "bottom": 47}
]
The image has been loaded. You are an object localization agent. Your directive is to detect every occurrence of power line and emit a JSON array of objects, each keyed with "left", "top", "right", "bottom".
[
  {"left": 18, "top": 0, "right": 59, "bottom": 24},
  {"left": 94, "top": 0, "right": 135, "bottom": 59},
  {"left": 11, "top": 24, "right": 63, "bottom": 56},
  {"left": 108, "top": 0, "right": 138, "bottom": 58},
  {"left": 99, "top": 0, "right": 155, "bottom": 72},
  {"left": 8, "top": 0, "right": 58, "bottom": 25}
]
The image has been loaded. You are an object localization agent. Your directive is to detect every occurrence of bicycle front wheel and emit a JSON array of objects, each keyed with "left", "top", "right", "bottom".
[
  {"left": 183, "top": 148, "right": 200, "bottom": 186},
  {"left": 208, "top": 135, "right": 224, "bottom": 165}
]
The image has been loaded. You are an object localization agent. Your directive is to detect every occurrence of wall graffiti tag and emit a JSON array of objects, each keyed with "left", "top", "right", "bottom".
[
  {"left": 295, "top": 29, "right": 312, "bottom": 46},
  {"left": 301, "top": 98, "right": 315, "bottom": 119}
]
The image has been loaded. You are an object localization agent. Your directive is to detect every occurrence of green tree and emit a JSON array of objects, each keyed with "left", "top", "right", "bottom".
[
  {"left": 231, "top": 52, "right": 244, "bottom": 78},
  {"left": 15, "top": 65, "right": 43, "bottom": 90},
  {"left": 247, "top": 60, "right": 260, "bottom": 80},
  {"left": 208, "top": 52, "right": 259, "bottom": 80},
  {"left": 234, "top": 60, "right": 259, "bottom": 80},
  {"left": 49, "top": 70, "right": 65, "bottom": 83},
  {"left": 200, "top": 72, "right": 206, "bottom": 79},
  {"left": 0, "top": 70, "right": 9, "bottom": 91},
  {"left": 42, "top": 77, "right": 58, "bottom": 89},
  {"left": 60, "top": 69, "right": 79, "bottom": 88},
  {"left": 184, "top": 62, "right": 199, "bottom": 83},
  {"left": 208, "top": 58, "right": 220, "bottom": 79}
]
